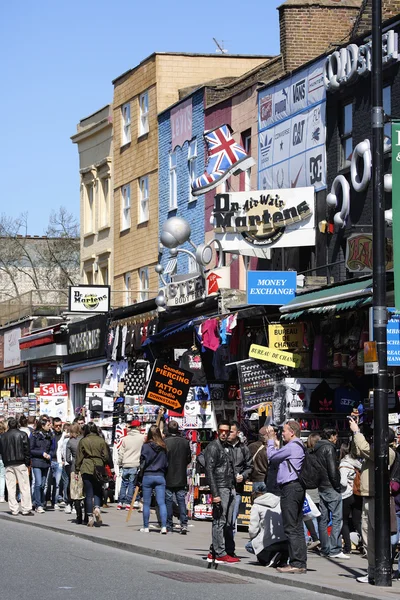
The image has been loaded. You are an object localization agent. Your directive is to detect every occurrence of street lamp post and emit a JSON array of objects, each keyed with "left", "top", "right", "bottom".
[{"left": 371, "top": 0, "right": 391, "bottom": 587}]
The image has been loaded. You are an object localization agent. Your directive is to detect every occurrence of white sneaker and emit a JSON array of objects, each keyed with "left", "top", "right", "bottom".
[
  {"left": 160, "top": 527, "right": 167, "bottom": 535},
  {"left": 54, "top": 503, "right": 62, "bottom": 510},
  {"left": 64, "top": 505, "right": 72, "bottom": 514},
  {"left": 133, "top": 501, "right": 140, "bottom": 508},
  {"left": 36, "top": 507, "right": 45, "bottom": 514},
  {"left": 331, "top": 552, "right": 350, "bottom": 560},
  {"left": 356, "top": 574, "right": 371, "bottom": 583},
  {"left": 71, "top": 507, "right": 77, "bottom": 514},
  {"left": 94, "top": 507, "right": 102, "bottom": 525},
  {"left": 140, "top": 527, "right": 149, "bottom": 533}
]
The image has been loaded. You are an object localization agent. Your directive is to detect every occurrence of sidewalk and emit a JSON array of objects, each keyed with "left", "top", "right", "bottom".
[{"left": 0, "top": 505, "right": 398, "bottom": 600}]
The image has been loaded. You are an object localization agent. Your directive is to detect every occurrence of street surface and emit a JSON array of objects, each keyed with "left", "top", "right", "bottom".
[{"left": 0, "top": 519, "right": 339, "bottom": 600}]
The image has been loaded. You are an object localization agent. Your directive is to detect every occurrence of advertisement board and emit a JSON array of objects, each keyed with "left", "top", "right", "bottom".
[
  {"left": 68, "top": 285, "right": 110, "bottom": 313},
  {"left": 144, "top": 360, "right": 193, "bottom": 413}
]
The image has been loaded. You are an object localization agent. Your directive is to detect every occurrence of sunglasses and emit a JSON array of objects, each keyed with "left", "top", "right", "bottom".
[{"left": 218, "top": 429, "right": 229, "bottom": 434}]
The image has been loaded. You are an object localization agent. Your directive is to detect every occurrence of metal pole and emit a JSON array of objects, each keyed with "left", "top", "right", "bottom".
[{"left": 372, "top": 0, "right": 391, "bottom": 587}]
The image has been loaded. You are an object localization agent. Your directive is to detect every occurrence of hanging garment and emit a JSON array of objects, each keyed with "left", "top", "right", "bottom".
[
  {"left": 124, "top": 360, "right": 150, "bottom": 395},
  {"left": 179, "top": 349, "right": 207, "bottom": 386},
  {"left": 120, "top": 324, "right": 128, "bottom": 359},
  {"left": 309, "top": 380, "right": 335, "bottom": 413},
  {"left": 111, "top": 325, "right": 120, "bottom": 361},
  {"left": 202, "top": 319, "right": 220, "bottom": 351}
]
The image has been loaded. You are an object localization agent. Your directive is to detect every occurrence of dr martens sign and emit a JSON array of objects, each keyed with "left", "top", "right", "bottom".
[{"left": 213, "top": 188, "right": 315, "bottom": 253}]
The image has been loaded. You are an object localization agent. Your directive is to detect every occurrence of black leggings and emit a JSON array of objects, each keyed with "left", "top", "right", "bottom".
[
  {"left": 341, "top": 494, "right": 362, "bottom": 554},
  {"left": 82, "top": 474, "right": 102, "bottom": 516}
]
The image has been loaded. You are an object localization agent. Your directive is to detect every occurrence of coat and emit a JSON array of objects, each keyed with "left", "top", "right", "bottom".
[
  {"left": 314, "top": 439, "right": 341, "bottom": 492},
  {"left": 248, "top": 493, "right": 287, "bottom": 556},
  {"left": 204, "top": 439, "right": 235, "bottom": 498},
  {"left": 140, "top": 442, "right": 168, "bottom": 476},
  {"left": 352, "top": 432, "right": 395, "bottom": 496},
  {"left": 165, "top": 434, "right": 191, "bottom": 489},
  {"left": 0, "top": 429, "right": 30, "bottom": 467},
  {"left": 75, "top": 433, "right": 111, "bottom": 476},
  {"left": 229, "top": 440, "right": 253, "bottom": 492},
  {"left": 118, "top": 430, "right": 144, "bottom": 469},
  {"left": 30, "top": 430, "right": 55, "bottom": 469},
  {"left": 66, "top": 436, "right": 83, "bottom": 473},
  {"left": 339, "top": 455, "right": 362, "bottom": 499}
]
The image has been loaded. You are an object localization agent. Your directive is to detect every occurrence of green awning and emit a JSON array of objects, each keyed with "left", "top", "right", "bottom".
[{"left": 280, "top": 278, "right": 373, "bottom": 321}]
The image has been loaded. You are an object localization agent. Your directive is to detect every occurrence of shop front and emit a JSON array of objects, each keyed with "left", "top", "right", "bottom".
[{"left": 0, "top": 323, "right": 31, "bottom": 401}]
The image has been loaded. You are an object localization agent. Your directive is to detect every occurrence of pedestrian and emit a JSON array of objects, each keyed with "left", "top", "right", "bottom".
[
  {"left": 30, "top": 416, "right": 54, "bottom": 513},
  {"left": 61, "top": 423, "right": 72, "bottom": 513},
  {"left": 266, "top": 421, "right": 307, "bottom": 574},
  {"left": 228, "top": 421, "right": 253, "bottom": 541},
  {"left": 139, "top": 425, "right": 168, "bottom": 534},
  {"left": 75, "top": 422, "right": 112, "bottom": 527},
  {"left": 27, "top": 416, "right": 36, "bottom": 435},
  {"left": 117, "top": 419, "right": 144, "bottom": 511},
  {"left": 48, "top": 417, "right": 65, "bottom": 509},
  {"left": 305, "top": 433, "right": 321, "bottom": 550},
  {"left": 0, "top": 417, "right": 32, "bottom": 516},
  {"left": 314, "top": 427, "right": 347, "bottom": 559},
  {"left": 339, "top": 442, "right": 362, "bottom": 555},
  {"left": 349, "top": 417, "right": 396, "bottom": 584},
  {"left": 165, "top": 420, "right": 191, "bottom": 534},
  {"left": 18, "top": 415, "right": 31, "bottom": 437},
  {"left": 66, "top": 423, "right": 84, "bottom": 524},
  {"left": 248, "top": 426, "right": 269, "bottom": 493},
  {"left": 0, "top": 421, "right": 7, "bottom": 503},
  {"left": 246, "top": 491, "right": 289, "bottom": 567},
  {"left": 204, "top": 419, "right": 239, "bottom": 564}
]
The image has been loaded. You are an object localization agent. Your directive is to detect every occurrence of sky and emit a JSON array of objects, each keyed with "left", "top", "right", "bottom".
[{"left": 0, "top": 1, "right": 282, "bottom": 235}]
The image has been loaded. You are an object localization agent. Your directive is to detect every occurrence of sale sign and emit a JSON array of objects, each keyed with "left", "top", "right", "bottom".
[
  {"left": 144, "top": 360, "right": 193, "bottom": 414},
  {"left": 39, "top": 383, "right": 69, "bottom": 420}
]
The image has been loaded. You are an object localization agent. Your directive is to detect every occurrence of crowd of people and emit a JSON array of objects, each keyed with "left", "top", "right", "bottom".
[{"left": 0, "top": 412, "right": 399, "bottom": 586}]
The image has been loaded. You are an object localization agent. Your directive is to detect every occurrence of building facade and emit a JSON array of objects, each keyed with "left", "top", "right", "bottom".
[{"left": 71, "top": 104, "right": 113, "bottom": 292}]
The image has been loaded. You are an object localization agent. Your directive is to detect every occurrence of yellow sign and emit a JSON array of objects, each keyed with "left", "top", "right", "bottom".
[
  {"left": 249, "top": 344, "right": 302, "bottom": 367},
  {"left": 268, "top": 323, "right": 304, "bottom": 350},
  {"left": 0, "top": 390, "right": 11, "bottom": 398},
  {"left": 364, "top": 341, "right": 378, "bottom": 362}
]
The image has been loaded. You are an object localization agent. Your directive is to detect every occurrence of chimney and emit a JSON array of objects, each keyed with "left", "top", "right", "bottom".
[{"left": 278, "top": 0, "right": 363, "bottom": 72}]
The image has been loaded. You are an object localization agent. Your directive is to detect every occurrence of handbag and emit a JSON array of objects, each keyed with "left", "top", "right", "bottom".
[
  {"left": 302, "top": 493, "right": 321, "bottom": 521},
  {"left": 94, "top": 465, "right": 109, "bottom": 484},
  {"left": 70, "top": 471, "right": 84, "bottom": 500}
]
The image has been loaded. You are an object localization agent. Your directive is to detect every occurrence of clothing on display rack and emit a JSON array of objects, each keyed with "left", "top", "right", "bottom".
[{"left": 179, "top": 349, "right": 207, "bottom": 386}]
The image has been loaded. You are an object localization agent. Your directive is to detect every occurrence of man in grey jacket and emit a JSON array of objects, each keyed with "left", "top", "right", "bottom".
[{"left": 117, "top": 420, "right": 144, "bottom": 510}]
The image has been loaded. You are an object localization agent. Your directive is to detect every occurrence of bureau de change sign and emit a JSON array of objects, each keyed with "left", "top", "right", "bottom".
[
  {"left": 247, "top": 271, "right": 297, "bottom": 305},
  {"left": 144, "top": 360, "right": 193, "bottom": 414}
]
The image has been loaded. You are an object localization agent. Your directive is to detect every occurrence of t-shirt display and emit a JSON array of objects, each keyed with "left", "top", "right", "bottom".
[{"left": 179, "top": 349, "right": 207, "bottom": 386}]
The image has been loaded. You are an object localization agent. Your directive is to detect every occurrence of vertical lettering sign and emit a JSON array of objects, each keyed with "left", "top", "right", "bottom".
[
  {"left": 393, "top": 122, "right": 400, "bottom": 309},
  {"left": 171, "top": 98, "right": 193, "bottom": 150},
  {"left": 144, "top": 360, "right": 193, "bottom": 414}
]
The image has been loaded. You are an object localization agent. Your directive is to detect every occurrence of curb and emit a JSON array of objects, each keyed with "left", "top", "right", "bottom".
[{"left": 0, "top": 513, "right": 384, "bottom": 600}]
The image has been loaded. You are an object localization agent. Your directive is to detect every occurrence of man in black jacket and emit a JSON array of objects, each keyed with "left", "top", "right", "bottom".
[
  {"left": 204, "top": 420, "right": 239, "bottom": 564},
  {"left": 0, "top": 417, "right": 32, "bottom": 516},
  {"left": 165, "top": 421, "right": 191, "bottom": 534},
  {"left": 228, "top": 421, "right": 253, "bottom": 540},
  {"left": 314, "top": 428, "right": 346, "bottom": 559}
]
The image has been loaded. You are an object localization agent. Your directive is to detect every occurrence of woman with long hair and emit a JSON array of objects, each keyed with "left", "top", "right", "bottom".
[
  {"left": 139, "top": 425, "right": 168, "bottom": 534},
  {"left": 0, "top": 421, "right": 8, "bottom": 502},
  {"left": 75, "top": 422, "right": 112, "bottom": 527},
  {"left": 339, "top": 441, "right": 362, "bottom": 555},
  {"left": 66, "top": 423, "right": 84, "bottom": 523},
  {"left": 29, "top": 416, "right": 55, "bottom": 513}
]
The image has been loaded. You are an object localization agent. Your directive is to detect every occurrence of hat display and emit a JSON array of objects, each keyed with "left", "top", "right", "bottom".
[{"left": 129, "top": 419, "right": 141, "bottom": 428}]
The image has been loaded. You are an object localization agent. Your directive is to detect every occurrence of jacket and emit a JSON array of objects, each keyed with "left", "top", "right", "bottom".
[
  {"left": 140, "top": 442, "right": 168, "bottom": 476},
  {"left": 314, "top": 439, "right": 341, "bottom": 492},
  {"left": 229, "top": 440, "right": 253, "bottom": 492},
  {"left": 165, "top": 434, "right": 191, "bottom": 488},
  {"left": 66, "top": 436, "right": 83, "bottom": 473},
  {"left": 75, "top": 433, "right": 112, "bottom": 476},
  {"left": 118, "top": 430, "right": 144, "bottom": 469},
  {"left": 339, "top": 455, "right": 362, "bottom": 499},
  {"left": 248, "top": 493, "right": 287, "bottom": 556},
  {"left": 30, "top": 430, "right": 55, "bottom": 469},
  {"left": 204, "top": 438, "right": 235, "bottom": 498},
  {"left": 248, "top": 441, "right": 269, "bottom": 483},
  {"left": 0, "top": 429, "right": 30, "bottom": 467},
  {"left": 352, "top": 431, "right": 396, "bottom": 496}
]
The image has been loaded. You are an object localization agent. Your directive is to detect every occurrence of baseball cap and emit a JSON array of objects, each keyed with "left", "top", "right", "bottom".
[{"left": 129, "top": 419, "right": 141, "bottom": 428}]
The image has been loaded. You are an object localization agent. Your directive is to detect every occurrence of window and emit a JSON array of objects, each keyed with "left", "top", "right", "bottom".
[
  {"left": 169, "top": 152, "right": 177, "bottom": 210},
  {"left": 188, "top": 140, "right": 197, "bottom": 202},
  {"left": 139, "top": 267, "right": 149, "bottom": 302},
  {"left": 99, "top": 178, "right": 110, "bottom": 228},
  {"left": 139, "top": 176, "right": 149, "bottom": 223},
  {"left": 340, "top": 101, "right": 353, "bottom": 167},
  {"left": 85, "top": 268, "right": 93, "bottom": 285},
  {"left": 121, "top": 103, "right": 131, "bottom": 145},
  {"left": 243, "top": 131, "right": 251, "bottom": 191},
  {"left": 188, "top": 254, "right": 198, "bottom": 274},
  {"left": 84, "top": 183, "right": 94, "bottom": 233},
  {"left": 121, "top": 184, "right": 131, "bottom": 230},
  {"left": 139, "top": 91, "right": 149, "bottom": 136},
  {"left": 383, "top": 85, "right": 391, "bottom": 151},
  {"left": 100, "top": 264, "right": 109, "bottom": 286},
  {"left": 124, "top": 272, "right": 131, "bottom": 306}
]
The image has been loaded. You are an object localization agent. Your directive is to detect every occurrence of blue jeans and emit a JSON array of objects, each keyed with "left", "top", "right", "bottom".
[
  {"left": 0, "top": 459, "right": 5, "bottom": 499},
  {"left": 50, "top": 462, "right": 63, "bottom": 505},
  {"left": 82, "top": 473, "right": 102, "bottom": 516},
  {"left": 33, "top": 467, "right": 49, "bottom": 508},
  {"left": 142, "top": 474, "right": 167, "bottom": 529},
  {"left": 118, "top": 467, "right": 138, "bottom": 505},
  {"left": 318, "top": 488, "right": 343, "bottom": 556},
  {"left": 165, "top": 487, "right": 187, "bottom": 529},
  {"left": 232, "top": 491, "right": 242, "bottom": 536},
  {"left": 253, "top": 481, "right": 267, "bottom": 493}
]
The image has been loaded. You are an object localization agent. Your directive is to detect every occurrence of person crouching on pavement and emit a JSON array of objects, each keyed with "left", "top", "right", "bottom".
[
  {"left": 0, "top": 417, "right": 32, "bottom": 516},
  {"left": 266, "top": 421, "right": 307, "bottom": 574},
  {"left": 204, "top": 420, "right": 239, "bottom": 565},
  {"left": 246, "top": 490, "right": 289, "bottom": 567}
]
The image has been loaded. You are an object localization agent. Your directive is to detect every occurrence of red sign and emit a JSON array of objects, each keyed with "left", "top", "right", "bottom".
[
  {"left": 207, "top": 272, "right": 222, "bottom": 295},
  {"left": 40, "top": 383, "right": 68, "bottom": 397}
]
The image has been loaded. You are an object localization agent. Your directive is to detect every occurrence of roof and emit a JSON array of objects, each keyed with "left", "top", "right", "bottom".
[{"left": 278, "top": 0, "right": 362, "bottom": 7}]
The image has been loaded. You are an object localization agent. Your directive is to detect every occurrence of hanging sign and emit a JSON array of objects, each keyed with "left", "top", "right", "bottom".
[
  {"left": 247, "top": 271, "right": 297, "bottom": 305},
  {"left": 393, "top": 122, "right": 400, "bottom": 309},
  {"left": 249, "top": 344, "right": 302, "bottom": 368},
  {"left": 387, "top": 308, "right": 400, "bottom": 366},
  {"left": 159, "top": 274, "right": 205, "bottom": 307},
  {"left": 346, "top": 233, "right": 393, "bottom": 272},
  {"left": 68, "top": 285, "right": 110, "bottom": 313},
  {"left": 364, "top": 341, "right": 379, "bottom": 374},
  {"left": 144, "top": 360, "right": 193, "bottom": 414},
  {"left": 268, "top": 323, "right": 304, "bottom": 350},
  {"left": 39, "top": 383, "right": 69, "bottom": 420}
]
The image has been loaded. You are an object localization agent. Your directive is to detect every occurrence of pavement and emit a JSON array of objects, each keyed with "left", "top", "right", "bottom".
[{"left": 0, "top": 503, "right": 398, "bottom": 600}]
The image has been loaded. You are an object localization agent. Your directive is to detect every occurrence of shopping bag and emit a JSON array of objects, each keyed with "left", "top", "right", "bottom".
[{"left": 302, "top": 493, "right": 321, "bottom": 521}]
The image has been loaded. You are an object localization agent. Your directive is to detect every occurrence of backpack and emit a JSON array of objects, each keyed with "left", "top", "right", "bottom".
[
  {"left": 390, "top": 451, "right": 400, "bottom": 495},
  {"left": 287, "top": 441, "right": 322, "bottom": 490}
]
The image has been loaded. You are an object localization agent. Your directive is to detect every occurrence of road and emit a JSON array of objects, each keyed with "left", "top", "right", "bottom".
[{"left": 0, "top": 519, "right": 340, "bottom": 600}]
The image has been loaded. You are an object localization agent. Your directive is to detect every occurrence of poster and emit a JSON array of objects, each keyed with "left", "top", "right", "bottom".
[
  {"left": 39, "top": 383, "right": 68, "bottom": 420},
  {"left": 144, "top": 360, "right": 193, "bottom": 414},
  {"left": 236, "top": 483, "right": 253, "bottom": 528}
]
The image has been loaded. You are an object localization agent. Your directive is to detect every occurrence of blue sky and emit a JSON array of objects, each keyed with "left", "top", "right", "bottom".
[{"left": 0, "top": 0, "right": 282, "bottom": 234}]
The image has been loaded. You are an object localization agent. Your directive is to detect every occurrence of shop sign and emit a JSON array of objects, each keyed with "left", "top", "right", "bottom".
[
  {"left": 39, "top": 383, "right": 68, "bottom": 420},
  {"left": 364, "top": 341, "right": 379, "bottom": 374},
  {"left": 4, "top": 327, "right": 21, "bottom": 368},
  {"left": 324, "top": 31, "right": 398, "bottom": 92},
  {"left": 387, "top": 308, "right": 400, "bottom": 366},
  {"left": 206, "top": 266, "right": 230, "bottom": 296},
  {"left": 171, "top": 97, "right": 192, "bottom": 150},
  {"left": 64, "top": 314, "right": 107, "bottom": 364},
  {"left": 249, "top": 344, "right": 302, "bottom": 368},
  {"left": 0, "top": 390, "right": 11, "bottom": 398},
  {"left": 346, "top": 234, "right": 393, "bottom": 273},
  {"left": 247, "top": 271, "right": 297, "bottom": 306},
  {"left": 69, "top": 329, "right": 101, "bottom": 355},
  {"left": 68, "top": 285, "right": 110, "bottom": 313},
  {"left": 393, "top": 121, "right": 400, "bottom": 309},
  {"left": 144, "top": 360, "right": 193, "bottom": 413},
  {"left": 40, "top": 383, "right": 68, "bottom": 396},
  {"left": 213, "top": 189, "right": 315, "bottom": 257},
  {"left": 159, "top": 274, "right": 205, "bottom": 307},
  {"left": 268, "top": 323, "right": 304, "bottom": 350}
]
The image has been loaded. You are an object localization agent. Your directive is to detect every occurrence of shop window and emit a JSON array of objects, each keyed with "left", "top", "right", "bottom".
[
  {"left": 139, "top": 175, "right": 149, "bottom": 223},
  {"left": 100, "top": 264, "right": 109, "bottom": 286},
  {"left": 122, "top": 103, "right": 131, "bottom": 145},
  {"left": 169, "top": 152, "right": 177, "bottom": 210},
  {"left": 188, "top": 140, "right": 197, "bottom": 202},
  {"left": 139, "top": 267, "right": 149, "bottom": 302},
  {"left": 139, "top": 91, "right": 149, "bottom": 136},
  {"left": 383, "top": 85, "right": 391, "bottom": 151},
  {"left": 85, "top": 268, "right": 93, "bottom": 285},
  {"left": 340, "top": 101, "right": 353, "bottom": 168},
  {"left": 121, "top": 184, "right": 131, "bottom": 231}
]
